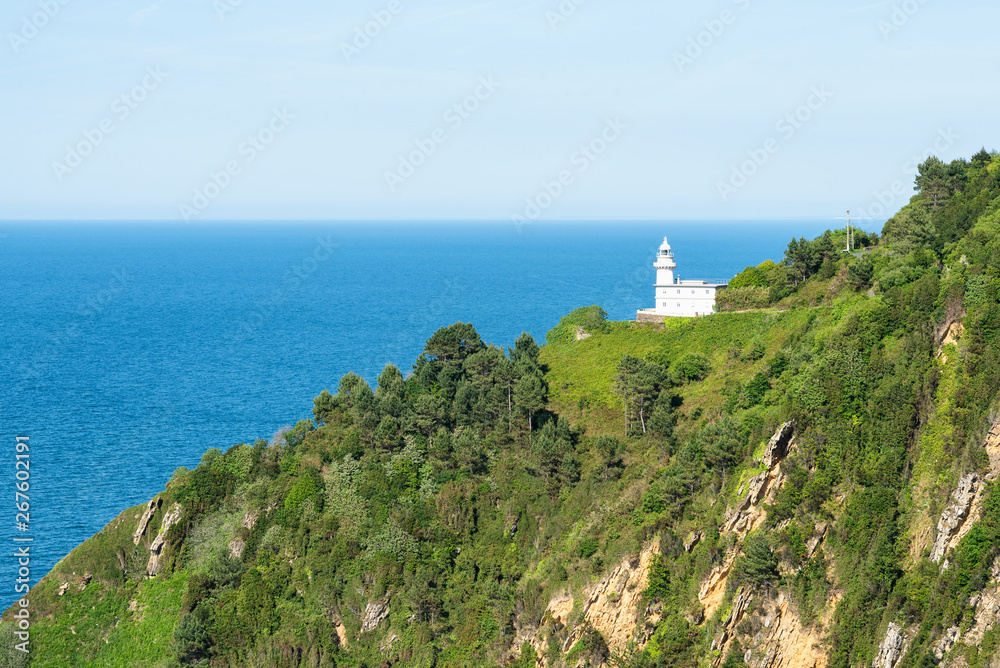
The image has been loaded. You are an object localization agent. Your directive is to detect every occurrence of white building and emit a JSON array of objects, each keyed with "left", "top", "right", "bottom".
[{"left": 637, "top": 237, "right": 727, "bottom": 320}]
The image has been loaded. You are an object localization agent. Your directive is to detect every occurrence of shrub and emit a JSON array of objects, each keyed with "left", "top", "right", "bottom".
[
  {"left": 546, "top": 305, "right": 610, "bottom": 344},
  {"left": 670, "top": 354, "right": 711, "bottom": 383},
  {"left": 717, "top": 286, "right": 771, "bottom": 312},
  {"left": 577, "top": 537, "right": 600, "bottom": 559}
]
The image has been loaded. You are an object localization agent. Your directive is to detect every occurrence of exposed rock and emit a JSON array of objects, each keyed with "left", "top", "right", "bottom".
[
  {"left": 961, "top": 563, "right": 1000, "bottom": 647},
  {"left": 711, "top": 588, "right": 753, "bottom": 652},
  {"left": 333, "top": 616, "right": 349, "bottom": 647},
  {"left": 380, "top": 633, "right": 399, "bottom": 653},
  {"left": 985, "top": 417, "right": 1000, "bottom": 482},
  {"left": 763, "top": 421, "right": 796, "bottom": 469},
  {"left": 931, "top": 473, "right": 979, "bottom": 563},
  {"left": 713, "top": 587, "right": 839, "bottom": 668},
  {"left": 547, "top": 595, "right": 574, "bottom": 627},
  {"left": 684, "top": 531, "right": 703, "bottom": 553},
  {"left": 723, "top": 470, "right": 777, "bottom": 535},
  {"left": 360, "top": 595, "right": 390, "bottom": 633},
  {"left": 228, "top": 537, "right": 246, "bottom": 560},
  {"left": 934, "top": 626, "right": 961, "bottom": 660},
  {"left": 579, "top": 544, "right": 660, "bottom": 654},
  {"left": 806, "top": 523, "right": 828, "bottom": 558},
  {"left": 132, "top": 498, "right": 161, "bottom": 545},
  {"left": 874, "top": 623, "right": 909, "bottom": 668},
  {"left": 936, "top": 322, "right": 964, "bottom": 363},
  {"left": 57, "top": 582, "right": 70, "bottom": 596},
  {"left": 77, "top": 572, "right": 92, "bottom": 591},
  {"left": 576, "top": 326, "right": 592, "bottom": 341},
  {"left": 699, "top": 554, "right": 736, "bottom": 621},
  {"left": 521, "top": 542, "right": 661, "bottom": 666},
  {"left": 146, "top": 503, "right": 183, "bottom": 577},
  {"left": 721, "top": 423, "right": 796, "bottom": 538},
  {"left": 242, "top": 508, "right": 260, "bottom": 531}
]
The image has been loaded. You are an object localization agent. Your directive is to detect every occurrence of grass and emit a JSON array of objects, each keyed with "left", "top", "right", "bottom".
[{"left": 540, "top": 309, "right": 820, "bottom": 435}]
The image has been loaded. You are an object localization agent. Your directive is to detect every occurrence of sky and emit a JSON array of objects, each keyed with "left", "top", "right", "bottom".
[{"left": 1, "top": 0, "right": 997, "bottom": 223}]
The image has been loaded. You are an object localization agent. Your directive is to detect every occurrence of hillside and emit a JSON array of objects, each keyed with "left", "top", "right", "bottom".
[{"left": 4, "top": 149, "right": 1000, "bottom": 668}]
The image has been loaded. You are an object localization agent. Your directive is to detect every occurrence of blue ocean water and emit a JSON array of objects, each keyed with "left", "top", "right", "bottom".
[{"left": 0, "top": 219, "right": 838, "bottom": 609}]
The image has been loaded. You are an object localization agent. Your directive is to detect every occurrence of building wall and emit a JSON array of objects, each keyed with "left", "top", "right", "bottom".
[{"left": 653, "top": 284, "right": 721, "bottom": 317}]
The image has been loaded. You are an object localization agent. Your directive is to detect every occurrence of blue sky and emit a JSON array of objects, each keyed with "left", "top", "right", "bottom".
[{"left": 1, "top": 0, "right": 997, "bottom": 222}]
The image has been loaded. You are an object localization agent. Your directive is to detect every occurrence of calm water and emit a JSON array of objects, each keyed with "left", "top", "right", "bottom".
[{"left": 0, "top": 219, "right": 838, "bottom": 608}]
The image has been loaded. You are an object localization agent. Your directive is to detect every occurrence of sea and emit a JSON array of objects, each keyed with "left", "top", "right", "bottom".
[{"left": 0, "top": 219, "right": 844, "bottom": 609}]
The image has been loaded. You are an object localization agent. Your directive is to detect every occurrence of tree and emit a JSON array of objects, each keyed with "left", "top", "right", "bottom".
[
  {"left": 510, "top": 331, "right": 541, "bottom": 367},
  {"left": 847, "top": 256, "right": 874, "bottom": 289},
  {"left": 411, "top": 394, "right": 446, "bottom": 443},
  {"left": 733, "top": 531, "right": 779, "bottom": 590},
  {"left": 784, "top": 237, "right": 821, "bottom": 284},
  {"left": 514, "top": 371, "right": 547, "bottom": 431},
  {"left": 171, "top": 606, "right": 211, "bottom": 665},
  {"left": 422, "top": 323, "right": 483, "bottom": 366},
  {"left": 312, "top": 389, "right": 337, "bottom": 425},
  {"left": 615, "top": 355, "right": 669, "bottom": 435},
  {"left": 914, "top": 156, "right": 960, "bottom": 211},
  {"left": 376, "top": 364, "right": 406, "bottom": 400},
  {"left": 728, "top": 265, "right": 768, "bottom": 289}
]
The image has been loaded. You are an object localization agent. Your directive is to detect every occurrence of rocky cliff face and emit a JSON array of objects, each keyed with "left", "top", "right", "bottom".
[
  {"left": 517, "top": 543, "right": 661, "bottom": 667},
  {"left": 519, "top": 422, "right": 846, "bottom": 668}
]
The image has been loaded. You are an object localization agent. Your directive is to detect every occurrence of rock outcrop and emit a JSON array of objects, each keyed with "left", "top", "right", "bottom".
[
  {"left": 763, "top": 421, "right": 796, "bottom": 469},
  {"left": 699, "top": 554, "right": 737, "bottom": 621},
  {"left": 517, "top": 543, "right": 660, "bottom": 667},
  {"left": 986, "top": 416, "right": 1000, "bottom": 483},
  {"left": 874, "top": 623, "right": 909, "bottom": 668},
  {"left": 360, "top": 595, "right": 390, "bottom": 633},
  {"left": 146, "top": 503, "right": 183, "bottom": 576},
  {"left": 684, "top": 530, "right": 704, "bottom": 553},
  {"left": 931, "top": 473, "right": 980, "bottom": 564},
  {"left": 935, "top": 559, "right": 1000, "bottom": 665},
  {"left": 132, "top": 497, "right": 161, "bottom": 545},
  {"left": 722, "top": 422, "right": 797, "bottom": 536},
  {"left": 710, "top": 587, "right": 835, "bottom": 668},
  {"left": 935, "top": 321, "right": 964, "bottom": 363},
  {"left": 228, "top": 537, "right": 246, "bottom": 559}
]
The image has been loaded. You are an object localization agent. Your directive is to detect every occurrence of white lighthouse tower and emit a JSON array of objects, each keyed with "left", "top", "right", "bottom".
[
  {"left": 654, "top": 237, "right": 677, "bottom": 288},
  {"left": 637, "top": 237, "right": 728, "bottom": 320}
]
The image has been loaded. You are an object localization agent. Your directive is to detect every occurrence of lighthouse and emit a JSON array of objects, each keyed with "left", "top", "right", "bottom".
[
  {"left": 654, "top": 237, "right": 677, "bottom": 287},
  {"left": 637, "top": 237, "right": 728, "bottom": 320}
]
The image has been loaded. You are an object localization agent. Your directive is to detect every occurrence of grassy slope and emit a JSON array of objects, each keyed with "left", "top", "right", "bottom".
[{"left": 542, "top": 309, "right": 818, "bottom": 432}]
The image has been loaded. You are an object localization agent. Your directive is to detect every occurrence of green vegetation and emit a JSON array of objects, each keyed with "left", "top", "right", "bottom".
[{"left": 4, "top": 148, "right": 1000, "bottom": 668}]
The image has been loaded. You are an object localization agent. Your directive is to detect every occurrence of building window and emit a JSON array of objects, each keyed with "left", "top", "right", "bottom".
[
  {"left": 676, "top": 289, "right": 680, "bottom": 294},
  {"left": 706, "top": 290, "right": 710, "bottom": 294}
]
